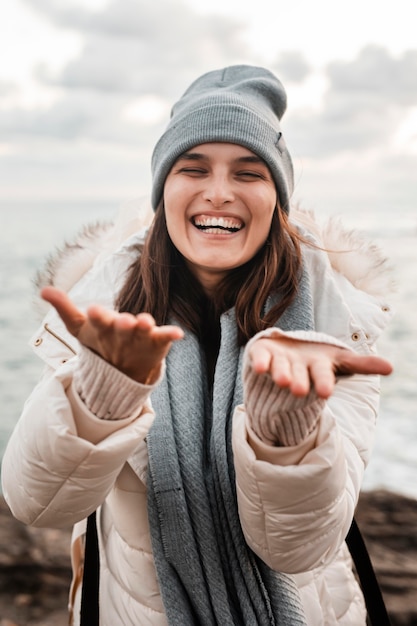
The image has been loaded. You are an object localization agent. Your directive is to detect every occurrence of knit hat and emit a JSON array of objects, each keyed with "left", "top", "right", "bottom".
[{"left": 151, "top": 65, "right": 294, "bottom": 213}]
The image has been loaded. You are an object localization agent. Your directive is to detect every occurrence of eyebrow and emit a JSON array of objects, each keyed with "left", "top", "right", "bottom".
[{"left": 177, "top": 151, "right": 265, "bottom": 165}]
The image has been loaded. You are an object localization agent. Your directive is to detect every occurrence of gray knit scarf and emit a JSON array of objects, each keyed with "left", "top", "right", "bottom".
[{"left": 145, "top": 268, "right": 314, "bottom": 626}]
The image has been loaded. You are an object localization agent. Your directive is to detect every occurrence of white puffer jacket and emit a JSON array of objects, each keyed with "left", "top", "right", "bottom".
[{"left": 1, "top": 207, "right": 394, "bottom": 625}]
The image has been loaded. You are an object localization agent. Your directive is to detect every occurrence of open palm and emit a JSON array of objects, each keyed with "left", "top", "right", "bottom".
[
  {"left": 249, "top": 336, "right": 392, "bottom": 399},
  {"left": 41, "top": 286, "right": 184, "bottom": 384}
]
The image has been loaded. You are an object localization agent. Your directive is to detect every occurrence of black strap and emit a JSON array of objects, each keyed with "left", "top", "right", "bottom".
[
  {"left": 80, "top": 511, "right": 100, "bottom": 626},
  {"left": 79, "top": 512, "right": 390, "bottom": 625},
  {"left": 346, "top": 517, "right": 391, "bottom": 625}
]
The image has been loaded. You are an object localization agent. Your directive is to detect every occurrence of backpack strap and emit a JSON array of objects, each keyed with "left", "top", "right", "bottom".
[
  {"left": 78, "top": 512, "right": 390, "bottom": 625},
  {"left": 80, "top": 511, "right": 100, "bottom": 626},
  {"left": 346, "top": 517, "right": 391, "bottom": 625}
]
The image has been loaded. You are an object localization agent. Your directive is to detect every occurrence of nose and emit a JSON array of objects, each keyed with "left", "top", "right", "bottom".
[{"left": 202, "top": 174, "right": 235, "bottom": 207}]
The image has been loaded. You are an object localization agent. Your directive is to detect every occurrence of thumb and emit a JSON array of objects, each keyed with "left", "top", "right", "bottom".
[
  {"left": 337, "top": 352, "right": 393, "bottom": 377},
  {"left": 41, "top": 286, "right": 86, "bottom": 338}
]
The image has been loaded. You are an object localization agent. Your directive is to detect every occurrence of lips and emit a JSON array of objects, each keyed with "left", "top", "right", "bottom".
[{"left": 192, "top": 215, "right": 243, "bottom": 233}]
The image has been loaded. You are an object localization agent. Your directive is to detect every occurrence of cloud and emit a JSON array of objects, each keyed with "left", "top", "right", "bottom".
[
  {"left": 0, "top": 90, "right": 168, "bottom": 148},
  {"left": 327, "top": 45, "right": 417, "bottom": 107},
  {"left": 3, "top": 0, "right": 252, "bottom": 147},
  {"left": 29, "top": 0, "right": 241, "bottom": 42},
  {"left": 0, "top": 81, "right": 18, "bottom": 96},
  {"left": 3, "top": 0, "right": 417, "bottom": 209},
  {"left": 273, "top": 51, "right": 312, "bottom": 83},
  {"left": 284, "top": 45, "right": 417, "bottom": 158},
  {"left": 28, "top": 0, "right": 249, "bottom": 96}
]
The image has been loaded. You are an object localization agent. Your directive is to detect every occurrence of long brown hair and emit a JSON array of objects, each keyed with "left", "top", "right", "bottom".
[{"left": 116, "top": 203, "right": 304, "bottom": 346}]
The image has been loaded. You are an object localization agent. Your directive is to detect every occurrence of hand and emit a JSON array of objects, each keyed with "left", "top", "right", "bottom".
[
  {"left": 41, "top": 286, "right": 184, "bottom": 384},
  {"left": 248, "top": 336, "right": 393, "bottom": 399}
]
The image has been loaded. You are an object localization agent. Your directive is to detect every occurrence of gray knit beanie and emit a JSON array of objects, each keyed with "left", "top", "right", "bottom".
[{"left": 151, "top": 65, "right": 294, "bottom": 213}]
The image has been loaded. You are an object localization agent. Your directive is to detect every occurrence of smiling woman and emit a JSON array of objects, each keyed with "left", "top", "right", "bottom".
[
  {"left": 163, "top": 143, "right": 277, "bottom": 292},
  {"left": 1, "top": 64, "right": 394, "bottom": 626}
]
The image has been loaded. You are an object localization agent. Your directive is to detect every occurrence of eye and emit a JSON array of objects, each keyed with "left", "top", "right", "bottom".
[
  {"left": 178, "top": 167, "right": 207, "bottom": 177},
  {"left": 236, "top": 170, "right": 265, "bottom": 180}
]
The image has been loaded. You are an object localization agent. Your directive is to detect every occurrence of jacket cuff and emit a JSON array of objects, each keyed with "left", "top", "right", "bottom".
[
  {"left": 243, "top": 361, "right": 325, "bottom": 446},
  {"left": 73, "top": 345, "right": 162, "bottom": 420},
  {"left": 246, "top": 327, "right": 350, "bottom": 351}
]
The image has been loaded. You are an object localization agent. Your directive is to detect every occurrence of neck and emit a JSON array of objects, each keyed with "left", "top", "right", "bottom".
[{"left": 185, "top": 263, "right": 228, "bottom": 298}]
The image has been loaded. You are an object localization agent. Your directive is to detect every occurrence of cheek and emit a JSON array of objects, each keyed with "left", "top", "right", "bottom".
[
  {"left": 163, "top": 203, "right": 189, "bottom": 254},
  {"left": 250, "top": 208, "right": 276, "bottom": 250},
  {"left": 251, "top": 187, "right": 276, "bottom": 214},
  {"left": 164, "top": 212, "right": 183, "bottom": 250},
  {"left": 163, "top": 193, "right": 181, "bottom": 230},
  {"left": 254, "top": 202, "right": 276, "bottom": 234},
  {"left": 163, "top": 181, "right": 190, "bottom": 225}
]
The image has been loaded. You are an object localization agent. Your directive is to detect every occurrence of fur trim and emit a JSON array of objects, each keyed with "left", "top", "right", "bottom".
[
  {"left": 33, "top": 221, "right": 114, "bottom": 317},
  {"left": 321, "top": 216, "right": 396, "bottom": 298},
  {"left": 33, "top": 200, "right": 396, "bottom": 318},
  {"left": 33, "top": 197, "right": 153, "bottom": 317},
  {"left": 35, "top": 221, "right": 113, "bottom": 294},
  {"left": 292, "top": 206, "right": 396, "bottom": 298}
]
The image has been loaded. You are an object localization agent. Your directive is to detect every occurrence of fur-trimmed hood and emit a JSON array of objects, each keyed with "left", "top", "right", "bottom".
[
  {"left": 34, "top": 198, "right": 153, "bottom": 317},
  {"left": 291, "top": 207, "right": 396, "bottom": 298},
  {"left": 34, "top": 200, "right": 396, "bottom": 317}
]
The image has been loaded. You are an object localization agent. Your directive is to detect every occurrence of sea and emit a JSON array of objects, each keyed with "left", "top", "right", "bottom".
[{"left": 0, "top": 199, "right": 416, "bottom": 498}]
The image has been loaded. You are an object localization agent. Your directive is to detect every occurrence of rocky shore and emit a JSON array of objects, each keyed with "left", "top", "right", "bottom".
[{"left": 0, "top": 490, "right": 416, "bottom": 625}]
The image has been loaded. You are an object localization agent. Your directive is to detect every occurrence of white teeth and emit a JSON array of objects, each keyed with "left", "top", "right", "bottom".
[{"left": 193, "top": 216, "right": 243, "bottom": 231}]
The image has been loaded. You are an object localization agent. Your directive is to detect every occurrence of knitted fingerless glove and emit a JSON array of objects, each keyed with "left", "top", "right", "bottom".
[
  {"left": 243, "top": 358, "right": 325, "bottom": 447},
  {"left": 74, "top": 345, "right": 157, "bottom": 420}
]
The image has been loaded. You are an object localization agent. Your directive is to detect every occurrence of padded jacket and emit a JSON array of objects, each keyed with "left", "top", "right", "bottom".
[{"left": 1, "top": 207, "right": 394, "bottom": 625}]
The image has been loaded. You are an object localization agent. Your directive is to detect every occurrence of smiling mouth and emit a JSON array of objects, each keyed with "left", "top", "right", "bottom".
[{"left": 192, "top": 216, "right": 243, "bottom": 233}]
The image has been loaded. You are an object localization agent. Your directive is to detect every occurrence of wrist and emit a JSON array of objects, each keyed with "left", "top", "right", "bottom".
[
  {"left": 243, "top": 360, "right": 324, "bottom": 446},
  {"left": 74, "top": 345, "right": 162, "bottom": 420}
]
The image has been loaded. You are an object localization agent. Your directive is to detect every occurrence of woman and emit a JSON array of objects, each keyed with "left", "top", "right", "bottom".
[{"left": 2, "top": 65, "right": 393, "bottom": 625}]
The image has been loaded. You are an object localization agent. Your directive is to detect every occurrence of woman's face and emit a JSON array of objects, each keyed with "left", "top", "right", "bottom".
[{"left": 163, "top": 142, "right": 277, "bottom": 294}]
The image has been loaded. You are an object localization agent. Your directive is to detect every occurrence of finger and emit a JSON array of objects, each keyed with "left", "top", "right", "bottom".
[
  {"left": 87, "top": 305, "right": 118, "bottom": 329},
  {"left": 269, "top": 353, "right": 293, "bottom": 388},
  {"left": 287, "top": 362, "right": 311, "bottom": 397},
  {"left": 309, "top": 359, "right": 336, "bottom": 399},
  {"left": 149, "top": 324, "right": 184, "bottom": 342},
  {"left": 337, "top": 352, "right": 393, "bottom": 377},
  {"left": 134, "top": 312, "right": 157, "bottom": 332},
  {"left": 249, "top": 343, "right": 273, "bottom": 374},
  {"left": 134, "top": 314, "right": 183, "bottom": 343},
  {"left": 114, "top": 312, "right": 140, "bottom": 331},
  {"left": 41, "top": 286, "right": 86, "bottom": 336}
]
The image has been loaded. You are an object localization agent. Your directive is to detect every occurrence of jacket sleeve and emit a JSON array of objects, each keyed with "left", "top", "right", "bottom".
[
  {"left": 233, "top": 260, "right": 386, "bottom": 573},
  {"left": 232, "top": 330, "right": 382, "bottom": 575},
  {"left": 1, "top": 357, "right": 156, "bottom": 529}
]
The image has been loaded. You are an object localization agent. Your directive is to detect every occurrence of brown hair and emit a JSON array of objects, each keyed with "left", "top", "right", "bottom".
[{"left": 116, "top": 203, "right": 303, "bottom": 347}]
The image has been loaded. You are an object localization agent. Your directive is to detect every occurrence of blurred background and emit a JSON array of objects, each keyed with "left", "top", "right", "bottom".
[{"left": 1, "top": 0, "right": 416, "bottom": 496}]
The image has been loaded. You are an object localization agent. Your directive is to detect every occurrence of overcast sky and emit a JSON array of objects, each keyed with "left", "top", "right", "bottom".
[{"left": 1, "top": 0, "right": 416, "bottom": 216}]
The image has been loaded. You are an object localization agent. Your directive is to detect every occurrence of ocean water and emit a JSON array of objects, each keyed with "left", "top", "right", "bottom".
[{"left": 0, "top": 200, "right": 416, "bottom": 498}]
